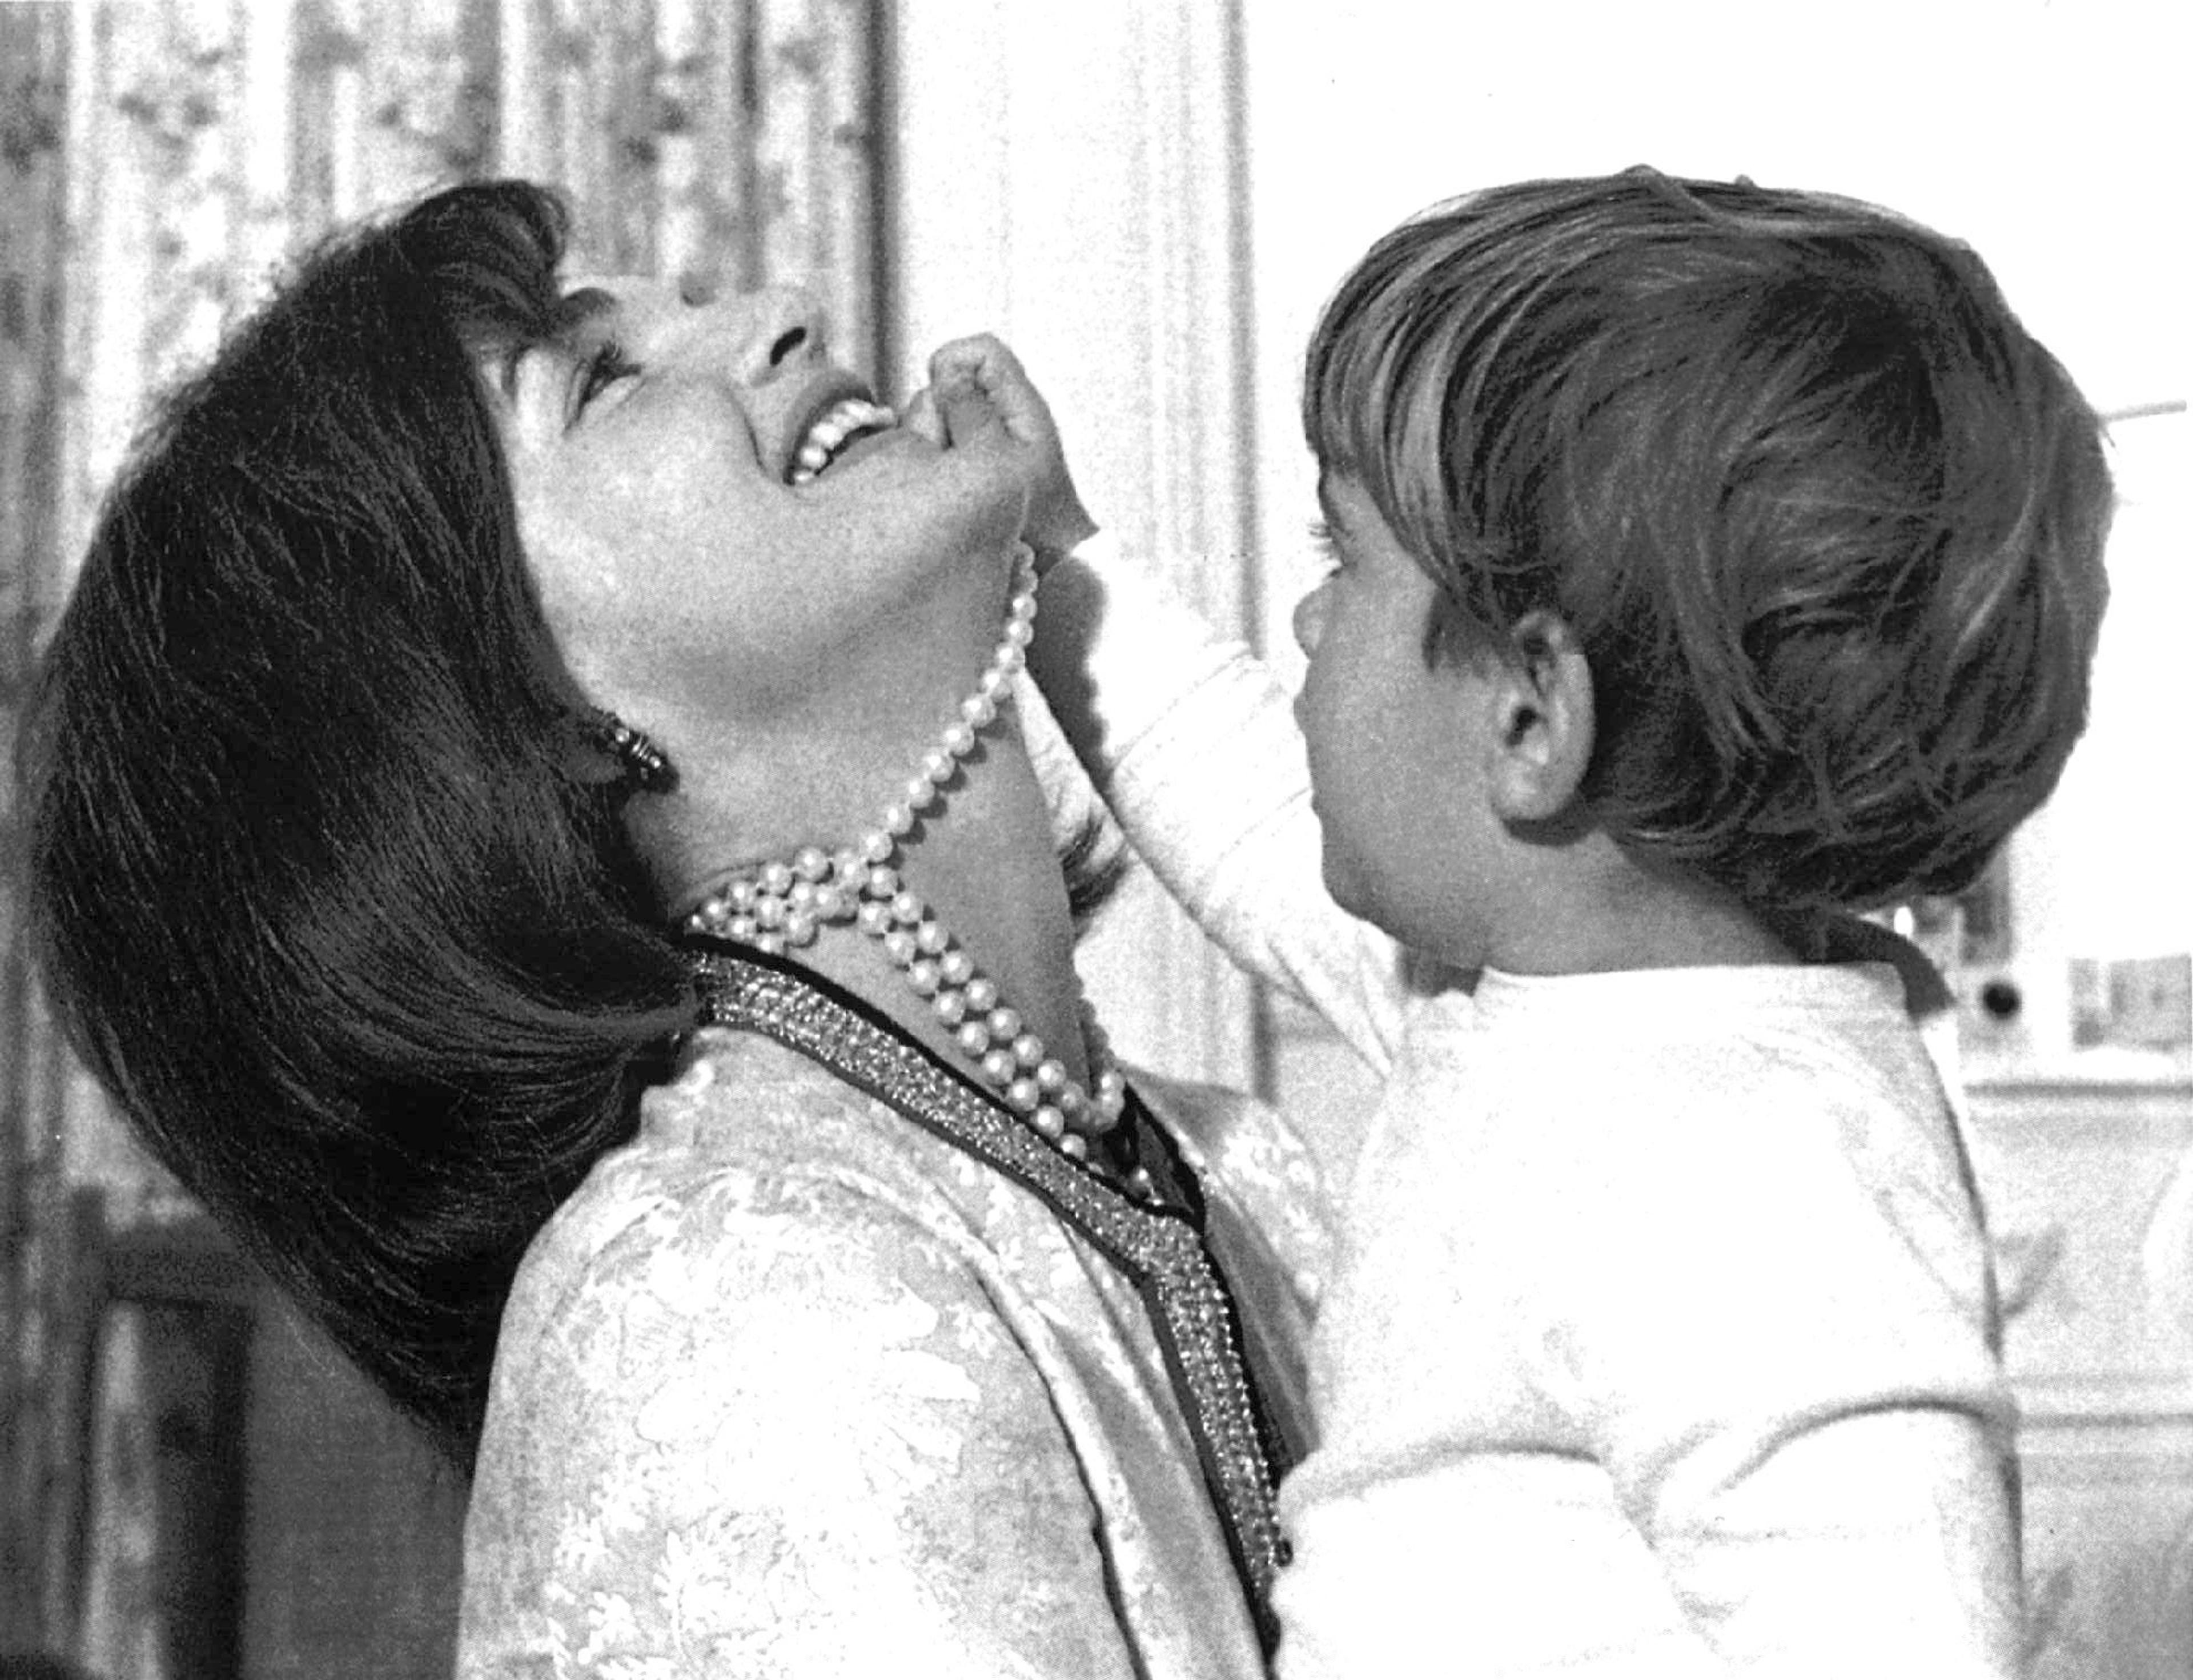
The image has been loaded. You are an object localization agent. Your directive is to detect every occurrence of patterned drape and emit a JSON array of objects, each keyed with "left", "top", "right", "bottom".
[{"left": 0, "top": 0, "right": 879, "bottom": 1660}]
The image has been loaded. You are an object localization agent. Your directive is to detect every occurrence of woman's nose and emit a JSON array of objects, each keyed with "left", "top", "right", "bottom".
[
  {"left": 726, "top": 284, "right": 828, "bottom": 385},
  {"left": 1292, "top": 581, "right": 1330, "bottom": 657}
]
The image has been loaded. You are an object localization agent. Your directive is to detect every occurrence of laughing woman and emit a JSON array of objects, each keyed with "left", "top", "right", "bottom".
[{"left": 22, "top": 181, "right": 1327, "bottom": 1678}]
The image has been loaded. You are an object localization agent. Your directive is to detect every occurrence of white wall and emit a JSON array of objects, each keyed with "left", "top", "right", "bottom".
[
  {"left": 1244, "top": 0, "right": 2184, "bottom": 612},
  {"left": 1243, "top": 0, "right": 2190, "bottom": 1079}
]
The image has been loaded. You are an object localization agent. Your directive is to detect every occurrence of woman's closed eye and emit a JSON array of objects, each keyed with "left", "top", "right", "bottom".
[
  {"left": 570, "top": 339, "right": 640, "bottom": 424},
  {"left": 1307, "top": 517, "right": 1345, "bottom": 577}
]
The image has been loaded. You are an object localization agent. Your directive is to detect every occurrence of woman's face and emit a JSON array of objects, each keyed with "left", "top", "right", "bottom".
[{"left": 492, "top": 276, "right": 1025, "bottom": 722}]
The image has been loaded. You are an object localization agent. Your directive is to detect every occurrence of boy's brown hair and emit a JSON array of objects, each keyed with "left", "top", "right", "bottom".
[{"left": 1304, "top": 167, "right": 2112, "bottom": 913}]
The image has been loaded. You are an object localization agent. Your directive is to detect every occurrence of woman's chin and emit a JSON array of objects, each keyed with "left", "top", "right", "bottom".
[{"left": 807, "top": 433, "right": 1026, "bottom": 564}]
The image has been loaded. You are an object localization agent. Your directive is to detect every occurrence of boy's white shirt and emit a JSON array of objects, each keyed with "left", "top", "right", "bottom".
[
  {"left": 1030, "top": 534, "right": 2018, "bottom": 1678},
  {"left": 1273, "top": 964, "right": 2019, "bottom": 1678}
]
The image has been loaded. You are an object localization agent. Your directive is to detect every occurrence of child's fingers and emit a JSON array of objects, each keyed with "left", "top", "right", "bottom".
[
  {"left": 927, "top": 333, "right": 1025, "bottom": 391},
  {"left": 922, "top": 333, "right": 1093, "bottom": 556},
  {"left": 931, "top": 363, "right": 1006, "bottom": 452},
  {"left": 929, "top": 334, "right": 1045, "bottom": 439}
]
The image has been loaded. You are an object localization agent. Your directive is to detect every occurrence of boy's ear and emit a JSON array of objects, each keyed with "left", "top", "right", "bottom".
[{"left": 1485, "top": 608, "right": 1594, "bottom": 822}]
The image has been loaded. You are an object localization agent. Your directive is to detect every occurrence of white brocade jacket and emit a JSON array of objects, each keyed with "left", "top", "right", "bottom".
[{"left": 456, "top": 949, "right": 1332, "bottom": 1679}]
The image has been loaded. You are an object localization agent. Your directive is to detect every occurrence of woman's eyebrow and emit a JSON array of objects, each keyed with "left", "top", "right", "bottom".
[{"left": 555, "top": 286, "right": 618, "bottom": 332}]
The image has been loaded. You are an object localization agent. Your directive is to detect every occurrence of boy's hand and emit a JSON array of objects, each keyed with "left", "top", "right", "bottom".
[{"left": 903, "top": 334, "right": 1098, "bottom": 565}]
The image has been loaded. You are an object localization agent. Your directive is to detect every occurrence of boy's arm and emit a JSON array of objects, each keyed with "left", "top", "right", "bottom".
[{"left": 1030, "top": 536, "right": 1412, "bottom": 1075}]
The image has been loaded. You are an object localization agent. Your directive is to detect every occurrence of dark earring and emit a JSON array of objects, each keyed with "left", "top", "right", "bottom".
[{"left": 587, "top": 708, "right": 677, "bottom": 793}]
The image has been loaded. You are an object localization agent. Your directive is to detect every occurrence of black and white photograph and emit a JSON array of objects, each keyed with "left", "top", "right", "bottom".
[{"left": 2, "top": 2, "right": 2184, "bottom": 1675}]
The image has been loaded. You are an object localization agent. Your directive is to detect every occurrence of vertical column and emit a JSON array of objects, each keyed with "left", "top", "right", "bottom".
[
  {"left": 1, "top": 11, "right": 79, "bottom": 1651},
  {"left": 820, "top": 0, "right": 877, "bottom": 376},
  {"left": 229, "top": 0, "right": 296, "bottom": 315},
  {"left": 889, "top": 0, "right": 1263, "bottom": 1093}
]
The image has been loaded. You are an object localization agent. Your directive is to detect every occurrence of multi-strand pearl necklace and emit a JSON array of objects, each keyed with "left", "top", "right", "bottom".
[{"left": 684, "top": 542, "right": 1130, "bottom": 1162}]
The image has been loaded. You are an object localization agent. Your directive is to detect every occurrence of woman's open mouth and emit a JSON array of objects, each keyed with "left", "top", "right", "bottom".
[{"left": 786, "top": 395, "right": 897, "bottom": 486}]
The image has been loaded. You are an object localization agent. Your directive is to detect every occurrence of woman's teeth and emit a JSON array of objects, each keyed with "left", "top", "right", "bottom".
[{"left": 789, "top": 396, "right": 897, "bottom": 485}]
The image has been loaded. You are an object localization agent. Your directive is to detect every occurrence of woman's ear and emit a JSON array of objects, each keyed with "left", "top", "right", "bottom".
[{"left": 1485, "top": 608, "right": 1594, "bottom": 822}]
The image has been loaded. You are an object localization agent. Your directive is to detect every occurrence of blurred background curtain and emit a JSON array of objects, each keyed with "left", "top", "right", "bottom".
[{"left": 0, "top": 0, "right": 879, "bottom": 1666}]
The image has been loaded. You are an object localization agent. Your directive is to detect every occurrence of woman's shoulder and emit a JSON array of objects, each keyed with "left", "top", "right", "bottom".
[
  {"left": 507, "top": 1027, "right": 981, "bottom": 1329},
  {"left": 461, "top": 1032, "right": 1160, "bottom": 1679},
  {"left": 475, "top": 1025, "right": 1082, "bottom": 1513}
]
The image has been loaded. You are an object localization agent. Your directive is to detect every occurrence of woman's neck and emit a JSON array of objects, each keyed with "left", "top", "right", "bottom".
[
  {"left": 1478, "top": 830, "right": 1801, "bottom": 976},
  {"left": 637, "top": 709, "right": 1095, "bottom": 1088}
]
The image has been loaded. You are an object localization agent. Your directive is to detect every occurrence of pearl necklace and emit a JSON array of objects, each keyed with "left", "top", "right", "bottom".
[{"left": 683, "top": 542, "right": 1130, "bottom": 1163}]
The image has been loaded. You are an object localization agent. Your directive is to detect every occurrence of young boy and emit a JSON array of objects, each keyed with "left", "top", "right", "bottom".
[{"left": 1003, "top": 168, "right": 2112, "bottom": 1674}]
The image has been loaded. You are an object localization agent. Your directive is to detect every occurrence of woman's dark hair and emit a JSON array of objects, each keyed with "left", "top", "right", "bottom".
[
  {"left": 23, "top": 181, "right": 697, "bottom": 1471},
  {"left": 1305, "top": 167, "right": 2113, "bottom": 913}
]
